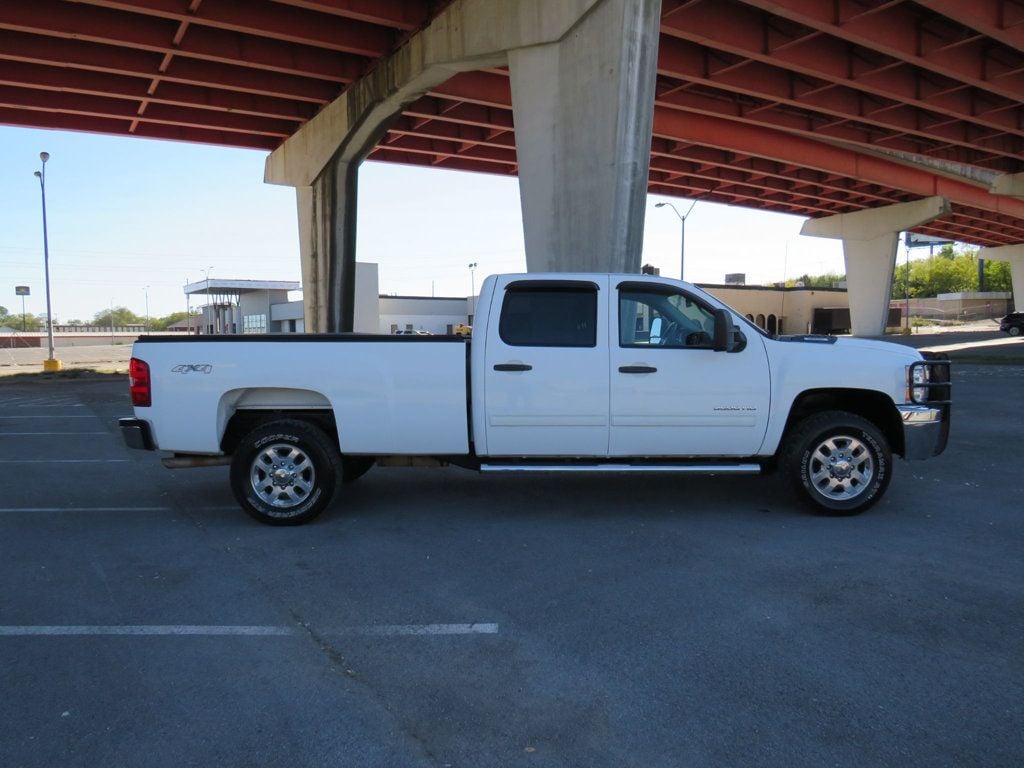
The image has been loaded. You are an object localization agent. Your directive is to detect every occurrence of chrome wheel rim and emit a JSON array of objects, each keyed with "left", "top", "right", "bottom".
[
  {"left": 807, "top": 434, "right": 874, "bottom": 501},
  {"left": 250, "top": 443, "right": 315, "bottom": 510}
]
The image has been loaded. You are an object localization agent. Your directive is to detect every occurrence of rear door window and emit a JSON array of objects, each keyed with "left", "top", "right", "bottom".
[{"left": 499, "top": 285, "right": 598, "bottom": 347}]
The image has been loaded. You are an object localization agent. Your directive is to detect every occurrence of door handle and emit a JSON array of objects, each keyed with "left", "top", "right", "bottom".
[
  {"left": 619, "top": 365, "right": 657, "bottom": 374},
  {"left": 494, "top": 363, "right": 532, "bottom": 372}
]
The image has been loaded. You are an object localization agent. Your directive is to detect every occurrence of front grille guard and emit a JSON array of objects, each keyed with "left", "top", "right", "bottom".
[{"left": 909, "top": 353, "right": 952, "bottom": 406}]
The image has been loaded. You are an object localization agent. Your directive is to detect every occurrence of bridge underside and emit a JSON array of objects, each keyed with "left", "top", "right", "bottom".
[{"left": 3, "top": 0, "right": 1024, "bottom": 334}]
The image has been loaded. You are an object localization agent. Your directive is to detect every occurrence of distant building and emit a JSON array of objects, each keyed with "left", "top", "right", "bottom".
[{"left": 184, "top": 278, "right": 302, "bottom": 334}]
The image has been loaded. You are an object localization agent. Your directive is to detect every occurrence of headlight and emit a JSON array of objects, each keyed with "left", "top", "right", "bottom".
[{"left": 909, "top": 364, "right": 930, "bottom": 403}]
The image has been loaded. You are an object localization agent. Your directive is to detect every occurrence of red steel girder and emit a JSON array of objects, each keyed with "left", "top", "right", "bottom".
[
  {"left": 0, "top": 104, "right": 279, "bottom": 148},
  {"left": 0, "top": 59, "right": 317, "bottom": 121},
  {"left": 0, "top": 30, "right": 340, "bottom": 103},
  {"left": 430, "top": 71, "right": 512, "bottom": 108},
  {"left": 403, "top": 96, "right": 514, "bottom": 133},
  {"left": 385, "top": 116, "right": 515, "bottom": 152},
  {"left": 380, "top": 133, "right": 517, "bottom": 167},
  {"left": 67, "top": 0, "right": 394, "bottom": 57},
  {"left": 925, "top": 0, "right": 1024, "bottom": 52},
  {"left": 733, "top": 0, "right": 1024, "bottom": 103},
  {"left": 656, "top": 37, "right": 1024, "bottom": 165},
  {"left": 655, "top": 81, "right": 1020, "bottom": 169},
  {"left": 369, "top": 146, "right": 516, "bottom": 175},
  {"left": 0, "top": 4, "right": 364, "bottom": 83},
  {"left": 661, "top": 1, "right": 1024, "bottom": 144},
  {"left": 652, "top": 106, "right": 1024, "bottom": 223},
  {"left": 269, "top": 0, "right": 429, "bottom": 31},
  {"left": 0, "top": 83, "right": 298, "bottom": 137}
]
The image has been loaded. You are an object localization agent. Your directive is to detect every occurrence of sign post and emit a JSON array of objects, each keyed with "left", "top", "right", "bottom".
[{"left": 15, "top": 285, "right": 29, "bottom": 332}]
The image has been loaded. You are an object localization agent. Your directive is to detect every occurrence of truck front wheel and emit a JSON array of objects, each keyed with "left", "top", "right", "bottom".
[
  {"left": 230, "top": 419, "right": 341, "bottom": 525},
  {"left": 781, "top": 410, "right": 891, "bottom": 515}
]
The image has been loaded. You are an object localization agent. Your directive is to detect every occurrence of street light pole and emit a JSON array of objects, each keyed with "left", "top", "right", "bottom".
[
  {"left": 33, "top": 152, "right": 61, "bottom": 371},
  {"left": 468, "top": 262, "right": 478, "bottom": 322},
  {"left": 655, "top": 200, "right": 697, "bottom": 282},
  {"left": 201, "top": 266, "right": 213, "bottom": 334},
  {"left": 144, "top": 285, "right": 150, "bottom": 333}
]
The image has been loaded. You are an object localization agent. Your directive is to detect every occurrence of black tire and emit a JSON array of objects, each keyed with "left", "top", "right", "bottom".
[
  {"left": 230, "top": 419, "right": 341, "bottom": 525},
  {"left": 341, "top": 456, "right": 375, "bottom": 483},
  {"left": 1009, "top": 325, "right": 1021, "bottom": 337},
  {"left": 780, "top": 410, "right": 891, "bottom": 516}
]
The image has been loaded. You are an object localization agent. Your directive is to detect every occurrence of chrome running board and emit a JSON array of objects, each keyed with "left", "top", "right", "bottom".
[{"left": 480, "top": 463, "right": 761, "bottom": 475}]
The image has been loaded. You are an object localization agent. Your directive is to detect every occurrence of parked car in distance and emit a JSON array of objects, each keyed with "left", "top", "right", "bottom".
[
  {"left": 394, "top": 329, "right": 432, "bottom": 335},
  {"left": 998, "top": 312, "right": 1024, "bottom": 336}
]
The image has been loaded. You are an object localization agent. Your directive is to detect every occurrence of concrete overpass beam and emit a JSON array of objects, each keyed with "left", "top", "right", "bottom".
[
  {"left": 977, "top": 244, "right": 1024, "bottom": 309},
  {"left": 801, "top": 197, "right": 950, "bottom": 337},
  {"left": 990, "top": 173, "right": 1024, "bottom": 200},
  {"left": 508, "top": 0, "right": 660, "bottom": 272}
]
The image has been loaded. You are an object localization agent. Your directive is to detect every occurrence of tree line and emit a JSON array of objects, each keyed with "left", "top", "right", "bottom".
[
  {"left": 788, "top": 246, "right": 1012, "bottom": 298},
  {"left": 0, "top": 305, "right": 194, "bottom": 331}
]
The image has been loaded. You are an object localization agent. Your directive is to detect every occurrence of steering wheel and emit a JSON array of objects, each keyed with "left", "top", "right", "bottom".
[
  {"left": 686, "top": 330, "right": 712, "bottom": 347},
  {"left": 660, "top": 321, "right": 682, "bottom": 346}
]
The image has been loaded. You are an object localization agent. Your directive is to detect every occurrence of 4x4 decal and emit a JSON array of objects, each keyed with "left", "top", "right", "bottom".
[{"left": 171, "top": 364, "right": 213, "bottom": 374}]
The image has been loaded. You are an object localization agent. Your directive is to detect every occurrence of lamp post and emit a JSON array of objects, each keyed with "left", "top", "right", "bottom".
[
  {"left": 144, "top": 285, "right": 150, "bottom": 334},
  {"left": 468, "top": 262, "right": 478, "bottom": 322},
  {"left": 201, "top": 266, "right": 213, "bottom": 334},
  {"left": 33, "top": 152, "right": 61, "bottom": 371},
  {"left": 655, "top": 200, "right": 697, "bottom": 282},
  {"left": 185, "top": 277, "right": 191, "bottom": 335}
]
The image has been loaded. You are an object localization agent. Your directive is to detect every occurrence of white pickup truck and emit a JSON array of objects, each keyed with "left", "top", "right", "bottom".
[{"left": 120, "top": 273, "right": 950, "bottom": 525}]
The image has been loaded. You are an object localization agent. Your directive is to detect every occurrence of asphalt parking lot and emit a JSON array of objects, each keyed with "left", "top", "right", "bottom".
[{"left": 1, "top": 365, "right": 1022, "bottom": 767}]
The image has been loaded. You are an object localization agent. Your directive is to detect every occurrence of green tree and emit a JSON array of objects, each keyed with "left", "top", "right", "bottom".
[
  {"left": 92, "top": 306, "right": 143, "bottom": 326},
  {"left": 789, "top": 273, "right": 845, "bottom": 289},
  {"left": 891, "top": 247, "right": 1010, "bottom": 298},
  {"left": 150, "top": 311, "right": 189, "bottom": 331},
  {"left": 982, "top": 259, "right": 1012, "bottom": 292}
]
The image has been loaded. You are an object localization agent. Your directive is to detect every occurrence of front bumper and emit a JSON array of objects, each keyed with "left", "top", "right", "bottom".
[
  {"left": 897, "top": 405, "right": 949, "bottom": 459},
  {"left": 119, "top": 417, "right": 155, "bottom": 451}
]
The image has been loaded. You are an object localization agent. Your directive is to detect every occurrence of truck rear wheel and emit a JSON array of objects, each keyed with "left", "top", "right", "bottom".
[
  {"left": 230, "top": 419, "right": 341, "bottom": 525},
  {"left": 781, "top": 410, "right": 891, "bottom": 516}
]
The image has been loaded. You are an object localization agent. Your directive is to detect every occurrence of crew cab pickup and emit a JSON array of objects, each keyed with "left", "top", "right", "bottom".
[{"left": 120, "top": 273, "right": 950, "bottom": 525}]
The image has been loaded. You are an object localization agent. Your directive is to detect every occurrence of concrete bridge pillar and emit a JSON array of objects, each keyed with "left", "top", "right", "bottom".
[
  {"left": 509, "top": 0, "right": 660, "bottom": 273},
  {"left": 801, "top": 197, "right": 950, "bottom": 337},
  {"left": 977, "top": 244, "right": 1024, "bottom": 310}
]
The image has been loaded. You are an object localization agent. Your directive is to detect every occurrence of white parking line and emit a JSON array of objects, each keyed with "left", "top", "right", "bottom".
[{"left": 0, "top": 623, "right": 500, "bottom": 637}]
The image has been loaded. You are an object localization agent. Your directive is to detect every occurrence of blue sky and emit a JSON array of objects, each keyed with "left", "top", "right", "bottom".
[{"left": 1, "top": 125, "right": 849, "bottom": 322}]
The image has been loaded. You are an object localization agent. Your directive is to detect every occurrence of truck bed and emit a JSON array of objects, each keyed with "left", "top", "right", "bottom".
[{"left": 134, "top": 334, "right": 470, "bottom": 456}]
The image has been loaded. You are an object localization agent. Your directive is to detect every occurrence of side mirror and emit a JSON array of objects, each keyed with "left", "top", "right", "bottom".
[{"left": 713, "top": 308, "right": 743, "bottom": 352}]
